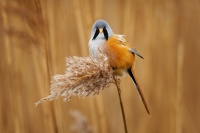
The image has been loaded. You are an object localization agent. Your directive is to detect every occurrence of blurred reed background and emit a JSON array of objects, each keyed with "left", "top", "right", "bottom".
[{"left": 0, "top": 0, "right": 200, "bottom": 133}]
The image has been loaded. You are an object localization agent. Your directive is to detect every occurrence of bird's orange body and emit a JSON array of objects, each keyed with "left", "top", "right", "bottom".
[{"left": 103, "top": 36, "right": 135, "bottom": 75}]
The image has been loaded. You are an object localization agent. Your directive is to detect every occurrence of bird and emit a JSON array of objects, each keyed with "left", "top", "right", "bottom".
[{"left": 88, "top": 20, "right": 150, "bottom": 115}]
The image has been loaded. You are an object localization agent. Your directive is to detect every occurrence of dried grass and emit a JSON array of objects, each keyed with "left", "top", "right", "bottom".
[
  {"left": 70, "top": 110, "right": 93, "bottom": 133},
  {"left": 35, "top": 53, "right": 115, "bottom": 106}
]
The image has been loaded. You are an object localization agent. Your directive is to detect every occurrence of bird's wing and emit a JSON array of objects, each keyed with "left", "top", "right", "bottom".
[
  {"left": 115, "top": 34, "right": 144, "bottom": 59},
  {"left": 129, "top": 48, "right": 144, "bottom": 59}
]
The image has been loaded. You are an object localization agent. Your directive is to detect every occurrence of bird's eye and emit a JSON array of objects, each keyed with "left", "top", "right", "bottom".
[
  {"left": 96, "top": 28, "right": 99, "bottom": 32},
  {"left": 103, "top": 27, "right": 108, "bottom": 40},
  {"left": 92, "top": 28, "right": 100, "bottom": 40}
]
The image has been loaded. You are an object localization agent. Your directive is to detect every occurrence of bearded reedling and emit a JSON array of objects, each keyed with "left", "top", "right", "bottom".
[{"left": 89, "top": 20, "right": 150, "bottom": 115}]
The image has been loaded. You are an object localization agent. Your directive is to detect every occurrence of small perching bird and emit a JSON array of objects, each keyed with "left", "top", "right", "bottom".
[{"left": 89, "top": 20, "right": 150, "bottom": 115}]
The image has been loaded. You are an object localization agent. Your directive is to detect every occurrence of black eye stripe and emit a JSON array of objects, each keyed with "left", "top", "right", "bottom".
[
  {"left": 92, "top": 28, "right": 99, "bottom": 40},
  {"left": 103, "top": 27, "right": 108, "bottom": 40},
  {"left": 92, "top": 27, "right": 109, "bottom": 41}
]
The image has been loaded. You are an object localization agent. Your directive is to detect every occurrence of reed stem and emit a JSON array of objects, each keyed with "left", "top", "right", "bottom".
[{"left": 113, "top": 76, "right": 128, "bottom": 133}]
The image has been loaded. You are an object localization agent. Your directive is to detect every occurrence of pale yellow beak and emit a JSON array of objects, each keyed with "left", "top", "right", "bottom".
[{"left": 99, "top": 28, "right": 103, "bottom": 33}]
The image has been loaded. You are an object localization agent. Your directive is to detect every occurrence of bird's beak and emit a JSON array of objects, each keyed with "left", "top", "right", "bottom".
[{"left": 99, "top": 28, "right": 103, "bottom": 33}]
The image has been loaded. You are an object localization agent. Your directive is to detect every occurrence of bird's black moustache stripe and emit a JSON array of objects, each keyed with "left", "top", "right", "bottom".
[
  {"left": 103, "top": 27, "right": 108, "bottom": 40},
  {"left": 92, "top": 28, "right": 99, "bottom": 40},
  {"left": 92, "top": 27, "right": 109, "bottom": 41}
]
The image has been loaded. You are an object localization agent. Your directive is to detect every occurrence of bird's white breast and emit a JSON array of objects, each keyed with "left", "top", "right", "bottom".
[{"left": 88, "top": 34, "right": 106, "bottom": 60}]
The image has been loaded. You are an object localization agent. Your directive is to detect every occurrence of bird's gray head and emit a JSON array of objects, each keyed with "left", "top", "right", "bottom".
[{"left": 90, "top": 20, "right": 113, "bottom": 41}]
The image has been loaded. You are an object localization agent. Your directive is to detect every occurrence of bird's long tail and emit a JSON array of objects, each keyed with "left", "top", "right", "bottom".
[{"left": 127, "top": 67, "right": 150, "bottom": 116}]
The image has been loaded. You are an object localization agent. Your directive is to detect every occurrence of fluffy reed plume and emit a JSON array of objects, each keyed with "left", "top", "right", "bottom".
[
  {"left": 70, "top": 110, "right": 93, "bottom": 133},
  {"left": 35, "top": 53, "right": 114, "bottom": 106}
]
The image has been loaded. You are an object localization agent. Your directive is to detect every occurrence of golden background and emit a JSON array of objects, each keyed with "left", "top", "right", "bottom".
[{"left": 1, "top": 0, "right": 200, "bottom": 133}]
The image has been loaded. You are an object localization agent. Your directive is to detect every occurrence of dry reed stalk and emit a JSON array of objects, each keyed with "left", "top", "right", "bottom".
[
  {"left": 176, "top": 43, "right": 184, "bottom": 133},
  {"left": 113, "top": 76, "right": 128, "bottom": 133}
]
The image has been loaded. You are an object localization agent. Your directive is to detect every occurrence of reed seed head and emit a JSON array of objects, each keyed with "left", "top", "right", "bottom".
[{"left": 35, "top": 53, "right": 115, "bottom": 106}]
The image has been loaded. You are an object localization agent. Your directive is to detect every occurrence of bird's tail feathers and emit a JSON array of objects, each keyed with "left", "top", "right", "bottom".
[{"left": 127, "top": 67, "right": 150, "bottom": 116}]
